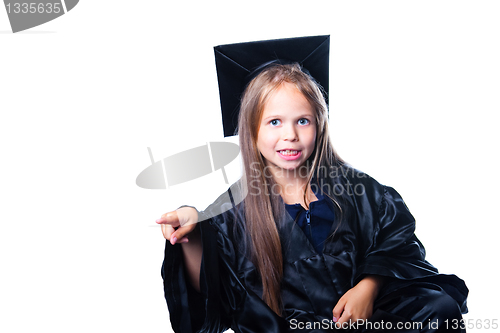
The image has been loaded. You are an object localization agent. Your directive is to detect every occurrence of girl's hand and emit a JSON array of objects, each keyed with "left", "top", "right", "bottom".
[
  {"left": 332, "top": 275, "right": 384, "bottom": 328},
  {"left": 156, "top": 207, "right": 198, "bottom": 245}
]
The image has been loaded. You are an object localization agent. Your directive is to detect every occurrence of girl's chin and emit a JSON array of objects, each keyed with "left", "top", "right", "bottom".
[{"left": 266, "top": 161, "right": 311, "bottom": 174}]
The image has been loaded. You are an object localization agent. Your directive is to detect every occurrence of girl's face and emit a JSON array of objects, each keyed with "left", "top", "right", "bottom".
[{"left": 257, "top": 82, "right": 317, "bottom": 174}]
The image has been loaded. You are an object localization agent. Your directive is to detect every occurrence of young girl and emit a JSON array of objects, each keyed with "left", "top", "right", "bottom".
[{"left": 158, "top": 63, "right": 468, "bottom": 332}]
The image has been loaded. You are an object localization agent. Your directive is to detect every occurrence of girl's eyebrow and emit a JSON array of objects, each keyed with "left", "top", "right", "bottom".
[
  {"left": 262, "top": 114, "right": 314, "bottom": 122},
  {"left": 262, "top": 115, "right": 281, "bottom": 121}
]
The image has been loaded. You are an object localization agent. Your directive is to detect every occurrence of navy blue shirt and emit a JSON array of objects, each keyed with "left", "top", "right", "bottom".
[{"left": 284, "top": 192, "right": 336, "bottom": 254}]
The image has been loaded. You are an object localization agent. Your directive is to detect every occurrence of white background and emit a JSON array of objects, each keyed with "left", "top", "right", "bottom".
[{"left": 1, "top": 1, "right": 499, "bottom": 332}]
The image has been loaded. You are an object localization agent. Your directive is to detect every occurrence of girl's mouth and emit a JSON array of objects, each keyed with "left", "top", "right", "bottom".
[{"left": 277, "top": 150, "right": 301, "bottom": 160}]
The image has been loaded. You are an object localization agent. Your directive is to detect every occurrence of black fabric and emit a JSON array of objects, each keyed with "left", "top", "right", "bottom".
[{"left": 161, "top": 166, "right": 468, "bottom": 332}]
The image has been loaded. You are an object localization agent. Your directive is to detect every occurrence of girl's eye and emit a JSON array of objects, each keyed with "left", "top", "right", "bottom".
[
  {"left": 298, "top": 118, "right": 310, "bottom": 125},
  {"left": 270, "top": 119, "right": 281, "bottom": 126}
]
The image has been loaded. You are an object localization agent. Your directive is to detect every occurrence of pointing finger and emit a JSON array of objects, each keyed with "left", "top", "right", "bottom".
[{"left": 156, "top": 211, "right": 180, "bottom": 227}]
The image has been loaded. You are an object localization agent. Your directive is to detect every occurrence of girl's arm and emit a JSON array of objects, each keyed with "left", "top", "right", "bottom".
[
  {"left": 332, "top": 275, "right": 386, "bottom": 326},
  {"left": 157, "top": 207, "right": 203, "bottom": 292},
  {"left": 180, "top": 226, "right": 202, "bottom": 292}
]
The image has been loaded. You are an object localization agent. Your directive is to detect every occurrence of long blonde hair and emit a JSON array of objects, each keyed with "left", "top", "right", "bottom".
[{"left": 237, "top": 63, "right": 344, "bottom": 314}]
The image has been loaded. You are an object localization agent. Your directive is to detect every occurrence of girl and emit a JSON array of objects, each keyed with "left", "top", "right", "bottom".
[{"left": 157, "top": 63, "right": 467, "bottom": 332}]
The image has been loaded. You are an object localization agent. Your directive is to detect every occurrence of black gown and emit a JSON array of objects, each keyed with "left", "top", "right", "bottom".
[{"left": 162, "top": 167, "right": 468, "bottom": 333}]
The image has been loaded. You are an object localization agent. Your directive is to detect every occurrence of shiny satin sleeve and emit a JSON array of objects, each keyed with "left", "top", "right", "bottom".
[
  {"left": 355, "top": 185, "right": 439, "bottom": 282},
  {"left": 199, "top": 191, "right": 289, "bottom": 333},
  {"left": 343, "top": 170, "right": 468, "bottom": 314},
  {"left": 162, "top": 236, "right": 207, "bottom": 332},
  {"left": 162, "top": 185, "right": 288, "bottom": 333},
  {"left": 161, "top": 187, "right": 234, "bottom": 333}
]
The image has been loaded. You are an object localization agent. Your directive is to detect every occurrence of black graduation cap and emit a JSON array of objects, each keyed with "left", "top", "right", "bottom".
[{"left": 214, "top": 35, "right": 330, "bottom": 137}]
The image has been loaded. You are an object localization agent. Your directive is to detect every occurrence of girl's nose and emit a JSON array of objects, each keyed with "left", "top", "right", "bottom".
[{"left": 282, "top": 124, "right": 298, "bottom": 141}]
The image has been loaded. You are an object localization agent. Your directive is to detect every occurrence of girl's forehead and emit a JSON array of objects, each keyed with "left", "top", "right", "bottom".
[{"left": 262, "top": 83, "right": 315, "bottom": 115}]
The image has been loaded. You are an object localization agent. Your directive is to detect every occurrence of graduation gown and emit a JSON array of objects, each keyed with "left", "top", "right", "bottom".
[{"left": 161, "top": 167, "right": 468, "bottom": 333}]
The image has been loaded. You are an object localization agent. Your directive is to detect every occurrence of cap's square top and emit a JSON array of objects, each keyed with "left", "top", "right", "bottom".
[{"left": 214, "top": 35, "right": 330, "bottom": 137}]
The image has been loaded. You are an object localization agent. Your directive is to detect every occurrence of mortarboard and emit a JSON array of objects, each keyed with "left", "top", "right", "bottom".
[{"left": 214, "top": 35, "right": 330, "bottom": 137}]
